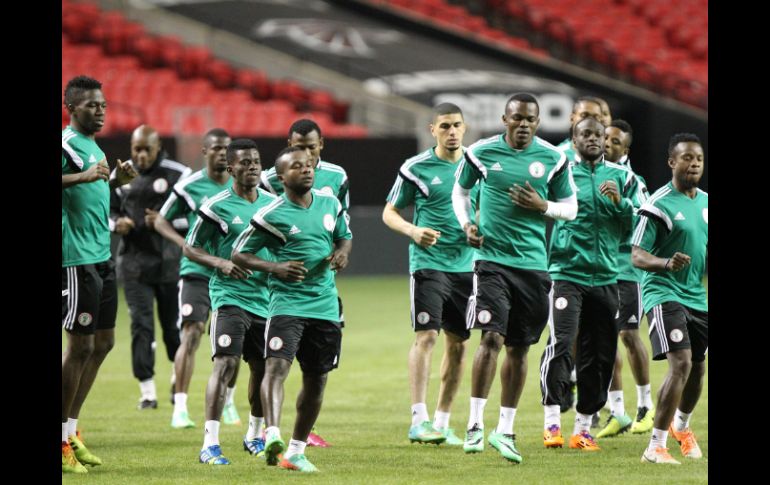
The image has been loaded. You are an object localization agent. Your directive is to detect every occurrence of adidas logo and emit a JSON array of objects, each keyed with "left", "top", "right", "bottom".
[
  {"left": 431, "top": 176, "right": 442, "bottom": 185},
  {"left": 628, "top": 315, "right": 638, "bottom": 324},
  {"left": 289, "top": 225, "right": 301, "bottom": 235},
  {"left": 674, "top": 212, "right": 685, "bottom": 220},
  {"left": 232, "top": 216, "right": 243, "bottom": 225},
  {"left": 490, "top": 162, "right": 503, "bottom": 171}
]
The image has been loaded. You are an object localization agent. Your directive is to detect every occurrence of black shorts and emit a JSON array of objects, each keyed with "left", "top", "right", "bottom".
[
  {"left": 616, "top": 280, "right": 643, "bottom": 331},
  {"left": 209, "top": 305, "right": 266, "bottom": 362},
  {"left": 177, "top": 274, "right": 211, "bottom": 327},
  {"left": 62, "top": 260, "right": 118, "bottom": 335},
  {"left": 410, "top": 269, "right": 472, "bottom": 340},
  {"left": 265, "top": 315, "right": 342, "bottom": 374},
  {"left": 467, "top": 261, "right": 552, "bottom": 347},
  {"left": 647, "top": 302, "right": 708, "bottom": 362}
]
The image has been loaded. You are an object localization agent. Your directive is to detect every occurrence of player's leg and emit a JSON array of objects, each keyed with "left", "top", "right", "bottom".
[
  {"left": 242, "top": 314, "right": 267, "bottom": 456},
  {"left": 156, "top": 281, "right": 181, "bottom": 404},
  {"left": 126, "top": 279, "right": 158, "bottom": 409},
  {"left": 222, "top": 361, "right": 242, "bottom": 425}
]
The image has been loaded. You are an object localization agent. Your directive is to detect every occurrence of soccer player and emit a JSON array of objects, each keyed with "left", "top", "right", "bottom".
[
  {"left": 596, "top": 120, "right": 655, "bottom": 438},
  {"left": 539, "top": 117, "right": 640, "bottom": 451},
  {"left": 151, "top": 129, "right": 242, "bottom": 429},
  {"left": 110, "top": 125, "right": 190, "bottom": 410},
  {"left": 182, "top": 139, "right": 277, "bottom": 464},
  {"left": 62, "top": 75, "right": 137, "bottom": 473},
  {"left": 555, "top": 96, "right": 605, "bottom": 163},
  {"left": 232, "top": 146, "right": 352, "bottom": 472},
  {"left": 383, "top": 103, "right": 477, "bottom": 446},
  {"left": 260, "top": 118, "right": 349, "bottom": 447},
  {"left": 452, "top": 93, "right": 577, "bottom": 464},
  {"left": 634, "top": 133, "right": 707, "bottom": 465}
]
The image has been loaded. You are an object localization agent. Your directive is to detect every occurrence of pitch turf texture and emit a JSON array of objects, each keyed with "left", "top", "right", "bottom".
[{"left": 63, "top": 275, "right": 708, "bottom": 484}]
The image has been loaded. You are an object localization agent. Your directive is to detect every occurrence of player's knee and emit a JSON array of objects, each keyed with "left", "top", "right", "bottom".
[
  {"left": 93, "top": 334, "right": 115, "bottom": 357},
  {"left": 690, "top": 360, "right": 706, "bottom": 378},
  {"left": 414, "top": 330, "right": 438, "bottom": 349},
  {"left": 507, "top": 344, "right": 529, "bottom": 363},
  {"left": 619, "top": 329, "right": 638, "bottom": 348},
  {"left": 480, "top": 332, "right": 504, "bottom": 353},
  {"left": 68, "top": 338, "right": 95, "bottom": 362},
  {"left": 669, "top": 353, "right": 692, "bottom": 378}
]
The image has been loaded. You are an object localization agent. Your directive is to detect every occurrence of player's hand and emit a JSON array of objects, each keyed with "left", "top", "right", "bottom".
[
  {"left": 665, "top": 252, "right": 691, "bottom": 272},
  {"left": 326, "top": 249, "right": 349, "bottom": 271},
  {"left": 83, "top": 160, "right": 110, "bottom": 183},
  {"left": 599, "top": 180, "right": 621, "bottom": 205},
  {"left": 272, "top": 261, "right": 308, "bottom": 282},
  {"left": 464, "top": 223, "right": 484, "bottom": 248},
  {"left": 509, "top": 181, "right": 547, "bottom": 212},
  {"left": 219, "top": 260, "right": 252, "bottom": 279},
  {"left": 144, "top": 208, "right": 159, "bottom": 229},
  {"left": 115, "top": 217, "right": 135, "bottom": 235},
  {"left": 410, "top": 227, "right": 441, "bottom": 248},
  {"left": 114, "top": 158, "right": 138, "bottom": 185}
]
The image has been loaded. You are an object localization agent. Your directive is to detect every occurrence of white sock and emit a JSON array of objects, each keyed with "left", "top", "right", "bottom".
[
  {"left": 247, "top": 415, "right": 265, "bottom": 440},
  {"left": 67, "top": 418, "right": 78, "bottom": 437},
  {"left": 265, "top": 426, "right": 280, "bottom": 439},
  {"left": 139, "top": 378, "right": 157, "bottom": 401},
  {"left": 673, "top": 409, "right": 691, "bottom": 431},
  {"left": 411, "top": 403, "right": 429, "bottom": 427},
  {"left": 433, "top": 410, "right": 450, "bottom": 430},
  {"left": 62, "top": 422, "right": 69, "bottom": 443},
  {"left": 495, "top": 407, "right": 516, "bottom": 434},
  {"left": 285, "top": 439, "right": 307, "bottom": 459},
  {"left": 202, "top": 420, "right": 220, "bottom": 449},
  {"left": 609, "top": 390, "right": 625, "bottom": 417},
  {"left": 637, "top": 384, "right": 653, "bottom": 409},
  {"left": 573, "top": 412, "right": 592, "bottom": 435},
  {"left": 467, "top": 397, "right": 487, "bottom": 430},
  {"left": 544, "top": 405, "right": 561, "bottom": 429},
  {"left": 225, "top": 386, "right": 236, "bottom": 406},
  {"left": 648, "top": 427, "right": 668, "bottom": 451},
  {"left": 173, "top": 393, "right": 188, "bottom": 414}
]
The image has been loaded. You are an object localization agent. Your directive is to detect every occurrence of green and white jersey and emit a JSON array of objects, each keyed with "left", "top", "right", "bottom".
[
  {"left": 386, "top": 147, "right": 477, "bottom": 273},
  {"left": 616, "top": 156, "right": 649, "bottom": 282},
  {"left": 62, "top": 126, "right": 110, "bottom": 267},
  {"left": 186, "top": 187, "right": 277, "bottom": 316},
  {"left": 456, "top": 134, "right": 574, "bottom": 271},
  {"left": 631, "top": 182, "right": 708, "bottom": 312},
  {"left": 233, "top": 190, "right": 352, "bottom": 323},
  {"left": 548, "top": 157, "right": 638, "bottom": 286},
  {"left": 262, "top": 160, "right": 350, "bottom": 212},
  {"left": 556, "top": 137, "right": 577, "bottom": 163},
  {"left": 160, "top": 168, "right": 231, "bottom": 278}
]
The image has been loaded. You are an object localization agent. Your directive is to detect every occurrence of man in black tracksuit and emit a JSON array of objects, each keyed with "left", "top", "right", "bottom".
[{"left": 110, "top": 125, "right": 191, "bottom": 409}]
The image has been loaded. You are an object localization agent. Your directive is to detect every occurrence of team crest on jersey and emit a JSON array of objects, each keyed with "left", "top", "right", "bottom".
[
  {"left": 670, "top": 329, "right": 684, "bottom": 343},
  {"left": 153, "top": 178, "right": 169, "bottom": 193},
  {"left": 702, "top": 208, "right": 708, "bottom": 224},
  {"left": 269, "top": 336, "right": 283, "bottom": 350},
  {"left": 323, "top": 214, "right": 335, "bottom": 231},
  {"left": 529, "top": 161, "right": 545, "bottom": 178},
  {"left": 181, "top": 304, "right": 193, "bottom": 317},
  {"left": 320, "top": 186, "right": 334, "bottom": 195},
  {"left": 416, "top": 312, "right": 430, "bottom": 324},
  {"left": 218, "top": 334, "right": 232, "bottom": 348},
  {"left": 555, "top": 297, "right": 568, "bottom": 310},
  {"left": 77, "top": 312, "right": 93, "bottom": 326},
  {"left": 477, "top": 310, "right": 491, "bottom": 324}
]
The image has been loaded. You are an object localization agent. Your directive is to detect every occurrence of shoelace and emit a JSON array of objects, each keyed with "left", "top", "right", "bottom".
[{"left": 636, "top": 407, "right": 649, "bottom": 421}]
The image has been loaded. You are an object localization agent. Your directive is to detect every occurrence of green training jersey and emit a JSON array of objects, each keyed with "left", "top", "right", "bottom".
[
  {"left": 233, "top": 190, "right": 352, "bottom": 323},
  {"left": 160, "top": 168, "right": 231, "bottom": 278},
  {"left": 186, "top": 187, "right": 278, "bottom": 316},
  {"left": 457, "top": 134, "right": 574, "bottom": 271},
  {"left": 548, "top": 157, "right": 638, "bottom": 286},
  {"left": 616, "top": 157, "right": 649, "bottom": 282},
  {"left": 262, "top": 160, "right": 350, "bottom": 212},
  {"left": 632, "top": 182, "right": 708, "bottom": 312},
  {"left": 556, "top": 137, "right": 577, "bottom": 163},
  {"left": 62, "top": 126, "right": 110, "bottom": 267},
  {"left": 386, "top": 147, "right": 477, "bottom": 273}
]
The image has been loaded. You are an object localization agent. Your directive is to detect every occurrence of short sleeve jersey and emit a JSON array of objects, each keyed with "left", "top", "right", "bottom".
[
  {"left": 186, "top": 187, "right": 278, "bottom": 316},
  {"left": 386, "top": 147, "right": 477, "bottom": 273},
  {"left": 631, "top": 182, "right": 708, "bottom": 312},
  {"left": 233, "top": 190, "right": 352, "bottom": 323},
  {"left": 160, "top": 169, "right": 232, "bottom": 278},
  {"left": 62, "top": 126, "right": 110, "bottom": 267},
  {"left": 262, "top": 160, "right": 350, "bottom": 212},
  {"left": 556, "top": 137, "right": 576, "bottom": 163},
  {"left": 616, "top": 157, "right": 649, "bottom": 282},
  {"left": 456, "top": 134, "right": 574, "bottom": 271}
]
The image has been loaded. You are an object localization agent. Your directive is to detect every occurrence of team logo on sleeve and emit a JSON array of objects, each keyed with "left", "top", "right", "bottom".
[
  {"left": 320, "top": 186, "right": 334, "bottom": 195},
  {"left": 217, "top": 334, "right": 232, "bottom": 348},
  {"left": 77, "top": 312, "right": 93, "bottom": 326},
  {"left": 416, "top": 312, "right": 430, "bottom": 324},
  {"left": 269, "top": 337, "right": 284, "bottom": 350},
  {"left": 477, "top": 310, "right": 491, "bottom": 324},
  {"left": 702, "top": 208, "right": 708, "bottom": 224},
  {"left": 153, "top": 178, "right": 169, "bottom": 193},
  {"left": 555, "top": 297, "right": 568, "bottom": 310},
  {"left": 528, "top": 161, "right": 545, "bottom": 178},
  {"left": 323, "top": 214, "right": 335, "bottom": 231}
]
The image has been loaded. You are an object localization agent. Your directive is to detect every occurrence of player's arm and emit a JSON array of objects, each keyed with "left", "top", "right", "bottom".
[
  {"left": 631, "top": 206, "right": 690, "bottom": 272},
  {"left": 632, "top": 246, "right": 691, "bottom": 273},
  {"left": 184, "top": 212, "right": 251, "bottom": 279},
  {"left": 452, "top": 156, "right": 484, "bottom": 248},
  {"left": 109, "top": 159, "right": 138, "bottom": 188},
  {"left": 382, "top": 203, "right": 441, "bottom": 248},
  {"left": 519, "top": 154, "right": 577, "bottom": 220},
  {"left": 153, "top": 191, "right": 189, "bottom": 248},
  {"left": 62, "top": 154, "right": 110, "bottom": 188},
  {"left": 231, "top": 223, "right": 307, "bottom": 282},
  {"left": 328, "top": 205, "right": 353, "bottom": 271}
]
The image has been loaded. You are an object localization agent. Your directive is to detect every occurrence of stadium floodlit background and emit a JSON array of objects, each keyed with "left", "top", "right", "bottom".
[{"left": 62, "top": 0, "right": 707, "bottom": 482}]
